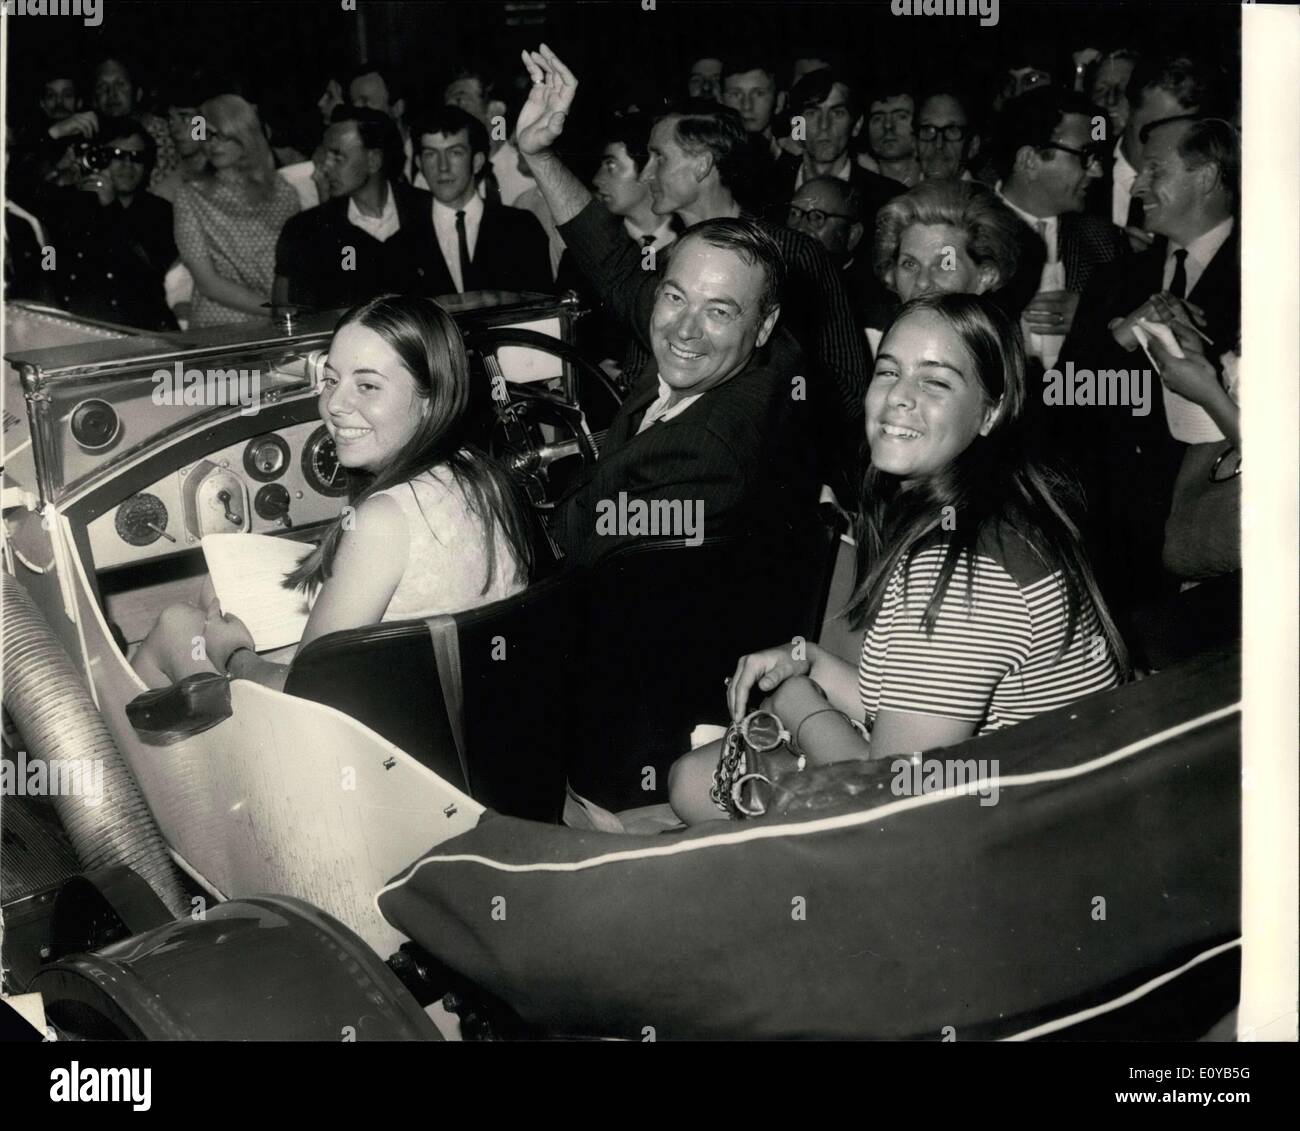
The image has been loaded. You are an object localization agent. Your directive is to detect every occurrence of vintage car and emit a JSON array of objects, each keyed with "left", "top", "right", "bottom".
[{"left": 0, "top": 297, "right": 1241, "bottom": 1042}]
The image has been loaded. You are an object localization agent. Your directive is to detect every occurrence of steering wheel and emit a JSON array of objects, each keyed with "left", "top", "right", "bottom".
[{"left": 466, "top": 328, "right": 624, "bottom": 511}]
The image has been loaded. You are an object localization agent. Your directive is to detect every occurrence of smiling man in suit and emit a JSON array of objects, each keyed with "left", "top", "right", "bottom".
[
  {"left": 1058, "top": 116, "right": 1239, "bottom": 628},
  {"left": 992, "top": 87, "right": 1129, "bottom": 372},
  {"left": 513, "top": 45, "right": 818, "bottom": 568},
  {"left": 411, "top": 105, "right": 553, "bottom": 296}
]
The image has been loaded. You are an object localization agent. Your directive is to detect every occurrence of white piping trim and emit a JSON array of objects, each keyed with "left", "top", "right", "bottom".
[
  {"left": 1001, "top": 938, "right": 1243, "bottom": 1041},
  {"left": 377, "top": 701, "right": 1240, "bottom": 900}
]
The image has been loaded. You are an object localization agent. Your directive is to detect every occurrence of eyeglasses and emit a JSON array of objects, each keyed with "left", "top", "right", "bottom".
[
  {"left": 1039, "top": 142, "right": 1105, "bottom": 169},
  {"left": 787, "top": 203, "right": 855, "bottom": 230},
  {"left": 917, "top": 124, "right": 968, "bottom": 142},
  {"left": 105, "top": 147, "right": 147, "bottom": 166}
]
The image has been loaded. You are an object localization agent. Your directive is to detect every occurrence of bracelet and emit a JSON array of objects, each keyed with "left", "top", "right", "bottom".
[
  {"left": 793, "top": 707, "right": 846, "bottom": 757},
  {"left": 224, "top": 646, "right": 255, "bottom": 676}
]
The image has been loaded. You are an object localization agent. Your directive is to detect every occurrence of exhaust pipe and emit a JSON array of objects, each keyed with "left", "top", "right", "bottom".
[{"left": 2, "top": 570, "right": 187, "bottom": 918}]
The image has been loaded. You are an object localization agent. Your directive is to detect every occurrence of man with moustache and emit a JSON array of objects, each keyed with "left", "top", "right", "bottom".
[{"left": 512, "top": 45, "right": 818, "bottom": 567}]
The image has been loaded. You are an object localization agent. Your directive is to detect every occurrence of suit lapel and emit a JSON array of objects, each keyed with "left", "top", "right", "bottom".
[{"left": 605, "top": 380, "right": 660, "bottom": 452}]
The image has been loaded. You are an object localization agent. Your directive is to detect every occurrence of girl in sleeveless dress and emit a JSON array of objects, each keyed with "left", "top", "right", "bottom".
[{"left": 134, "top": 295, "right": 533, "bottom": 689}]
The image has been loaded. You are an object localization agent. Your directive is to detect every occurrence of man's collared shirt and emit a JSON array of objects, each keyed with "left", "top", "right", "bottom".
[
  {"left": 635, "top": 377, "right": 704, "bottom": 434},
  {"left": 432, "top": 193, "right": 485, "bottom": 293},
  {"left": 1164, "top": 216, "right": 1234, "bottom": 296},
  {"left": 795, "top": 153, "right": 853, "bottom": 190},
  {"left": 997, "top": 185, "right": 1067, "bottom": 367},
  {"left": 347, "top": 183, "right": 401, "bottom": 243},
  {"left": 1111, "top": 140, "right": 1138, "bottom": 228}
]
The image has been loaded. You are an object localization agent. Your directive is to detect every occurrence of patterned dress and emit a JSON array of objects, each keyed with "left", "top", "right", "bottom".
[{"left": 173, "top": 175, "right": 299, "bottom": 327}]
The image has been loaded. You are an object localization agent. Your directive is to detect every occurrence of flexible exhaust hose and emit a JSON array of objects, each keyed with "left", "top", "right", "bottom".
[{"left": 2, "top": 570, "right": 188, "bottom": 918}]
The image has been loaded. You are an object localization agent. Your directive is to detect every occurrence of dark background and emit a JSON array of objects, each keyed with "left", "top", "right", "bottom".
[{"left": 5, "top": 0, "right": 1241, "bottom": 164}]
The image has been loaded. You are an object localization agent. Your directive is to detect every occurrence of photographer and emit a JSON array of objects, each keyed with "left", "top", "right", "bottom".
[{"left": 45, "top": 119, "right": 179, "bottom": 330}]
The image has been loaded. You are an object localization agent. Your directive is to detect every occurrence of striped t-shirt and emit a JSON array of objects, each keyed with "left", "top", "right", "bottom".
[{"left": 857, "top": 528, "right": 1120, "bottom": 734}]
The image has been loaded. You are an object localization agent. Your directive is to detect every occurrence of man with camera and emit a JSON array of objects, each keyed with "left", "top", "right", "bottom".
[{"left": 44, "top": 119, "right": 179, "bottom": 330}]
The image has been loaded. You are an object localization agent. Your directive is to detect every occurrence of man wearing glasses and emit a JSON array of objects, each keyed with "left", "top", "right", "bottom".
[
  {"left": 45, "top": 119, "right": 179, "bottom": 330},
  {"left": 915, "top": 90, "right": 981, "bottom": 184},
  {"left": 991, "top": 88, "right": 1127, "bottom": 365},
  {"left": 776, "top": 68, "right": 903, "bottom": 227},
  {"left": 785, "top": 176, "right": 894, "bottom": 340}
]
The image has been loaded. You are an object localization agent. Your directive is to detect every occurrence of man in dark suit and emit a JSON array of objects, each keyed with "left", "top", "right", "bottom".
[
  {"left": 1084, "top": 53, "right": 1225, "bottom": 252},
  {"left": 410, "top": 105, "right": 552, "bottom": 295},
  {"left": 1058, "top": 117, "right": 1239, "bottom": 628},
  {"left": 273, "top": 107, "right": 431, "bottom": 312},
  {"left": 772, "top": 68, "right": 903, "bottom": 229},
  {"left": 990, "top": 88, "right": 1128, "bottom": 372},
  {"left": 512, "top": 45, "right": 819, "bottom": 568}
]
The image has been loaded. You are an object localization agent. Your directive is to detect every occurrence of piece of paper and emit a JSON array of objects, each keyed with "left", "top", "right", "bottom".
[
  {"left": 1133, "top": 320, "right": 1226, "bottom": 445},
  {"left": 201, "top": 533, "right": 315, "bottom": 652}
]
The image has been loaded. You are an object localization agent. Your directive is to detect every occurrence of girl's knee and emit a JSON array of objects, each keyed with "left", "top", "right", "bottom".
[{"left": 668, "top": 746, "right": 726, "bottom": 825}]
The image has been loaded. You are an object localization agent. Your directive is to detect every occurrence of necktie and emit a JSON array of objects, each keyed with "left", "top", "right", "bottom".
[
  {"left": 455, "top": 209, "right": 472, "bottom": 291},
  {"left": 1036, "top": 218, "right": 1054, "bottom": 263},
  {"left": 1126, "top": 193, "right": 1144, "bottom": 230},
  {"left": 1169, "top": 248, "right": 1188, "bottom": 299}
]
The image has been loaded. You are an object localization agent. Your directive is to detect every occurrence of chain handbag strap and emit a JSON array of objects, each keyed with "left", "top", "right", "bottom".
[{"left": 710, "top": 717, "right": 780, "bottom": 818}]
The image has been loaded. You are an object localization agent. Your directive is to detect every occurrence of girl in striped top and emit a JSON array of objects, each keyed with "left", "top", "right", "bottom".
[{"left": 669, "top": 292, "right": 1126, "bottom": 824}]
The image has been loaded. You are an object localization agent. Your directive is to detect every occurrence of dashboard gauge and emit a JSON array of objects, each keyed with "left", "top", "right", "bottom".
[
  {"left": 254, "top": 483, "right": 291, "bottom": 522},
  {"left": 301, "top": 425, "right": 348, "bottom": 497},
  {"left": 242, "top": 433, "right": 290, "bottom": 482},
  {"left": 70, "top": 398, "right": 122, "bottom": 452},
  {"left": 114, "top": 493, "right": 169, "bottom": 547}
]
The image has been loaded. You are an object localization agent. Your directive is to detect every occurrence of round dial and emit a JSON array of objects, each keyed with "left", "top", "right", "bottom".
[
  {"left": 243, "top": 433, "right": 290, "bottom": 482},
  {"left": 254, "top": 483, "right": 292, "bottom": 522},
  {"left": 114, "top": 493, "right": 169, "bottom": 547},
  {"left": 300, "top": 425, "right": 348, "bottom": 497}
]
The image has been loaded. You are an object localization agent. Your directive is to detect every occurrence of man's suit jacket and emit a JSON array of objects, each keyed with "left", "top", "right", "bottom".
[
  {"left": 551, "top": 200, "right": 819, "bottom": 568},
  {"left": 1002, "top": 209, "right": 1128, "bottom": 315},
  {"left": 773, "top": 153, "right": 905, "bottom": 230},
  {"left": 275, "top": 180, "right": 434, "bottom": 311},
  {"left": 1055, "top": 226, "right": 1240, "bottom": 619},
  {"left": 413, "top": 197, "right": 554, "bottom": 296}
]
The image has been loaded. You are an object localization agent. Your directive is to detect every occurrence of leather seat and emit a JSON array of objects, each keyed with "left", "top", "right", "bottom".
[
  {"left": 566, "top": 510, "right": 844, "bottom": 811},
  {"left": 284, "top": 572, "right": 581, "bottom": 824},
  {"left": 283, "top": 510, "right": 844, "bottom": 820}
]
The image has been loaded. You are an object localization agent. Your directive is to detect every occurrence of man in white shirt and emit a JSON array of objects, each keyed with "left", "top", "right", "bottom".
[
  {"left": 993, "top": 88, "right": 1124, "bottom": 368},
  {"left": 412, "top": 105, "right": 552, "bottom": 296}
]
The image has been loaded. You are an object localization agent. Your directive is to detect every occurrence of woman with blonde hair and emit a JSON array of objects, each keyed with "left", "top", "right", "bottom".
[
  {"left": 173, "top": 93, "right": 300, "bottom": 326},
  {"left": 866, "top": 178, "right": 1031, "bottom": 351}
]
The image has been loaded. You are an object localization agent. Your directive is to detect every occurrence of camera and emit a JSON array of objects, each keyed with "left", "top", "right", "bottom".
[{"left": 73, "top": 140, "right": 112, "bottom": 174}]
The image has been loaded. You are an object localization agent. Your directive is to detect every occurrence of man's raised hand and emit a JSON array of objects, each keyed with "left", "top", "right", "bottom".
[{"left": 516, "top": 43, "right": 578, "bottom": 157}]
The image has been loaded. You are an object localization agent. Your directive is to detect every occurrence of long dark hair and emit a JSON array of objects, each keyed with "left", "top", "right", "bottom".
[
  {"left": 846, "top": 293, "right": 1129, "bottom": 675},
  {"left": 286, "top": 294, "right": 534, "bottom": 595}
]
